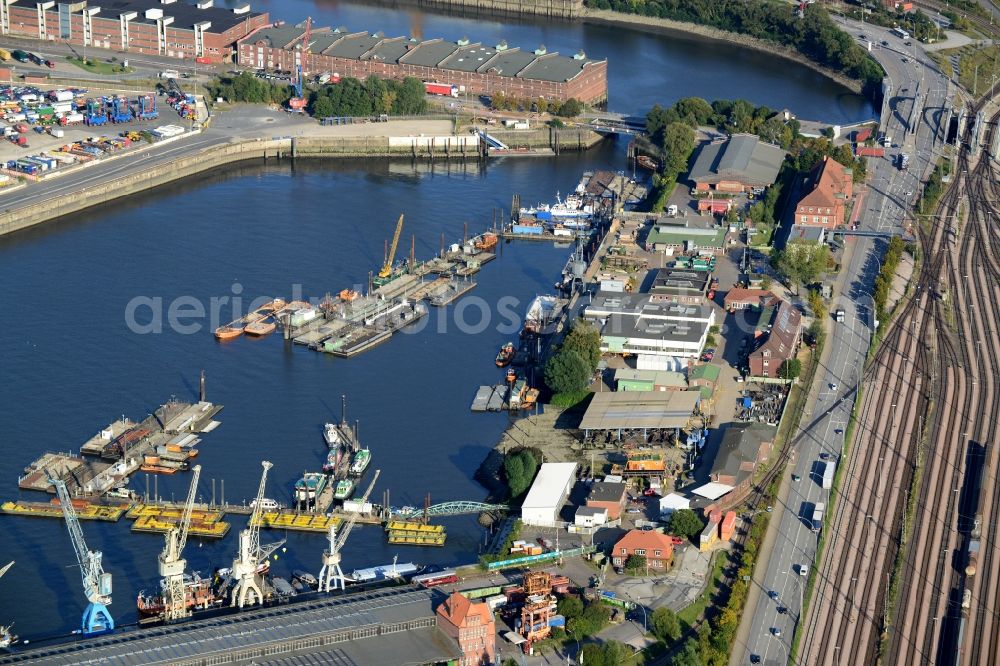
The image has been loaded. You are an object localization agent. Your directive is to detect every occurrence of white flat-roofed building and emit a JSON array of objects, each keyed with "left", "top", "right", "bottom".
[{"left": 521, "top": 462, "right": 578, "bottom": 527}]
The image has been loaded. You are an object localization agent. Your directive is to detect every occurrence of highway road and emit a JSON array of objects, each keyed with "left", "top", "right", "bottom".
[{"left": 737, "top": 17, "right": 953, "bottom": 666}]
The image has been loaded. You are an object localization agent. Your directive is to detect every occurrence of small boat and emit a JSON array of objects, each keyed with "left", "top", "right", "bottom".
[
  {"left": 295, "top": 472, "right": 328, "bottom": 505},
  {"left": 324, "top": 423, "right": 342, "bottom": 447},
  {"left": 523, "top": 295, "right": 564, "bottom": 335},
  {"left": 333, "top": 478, "right": 355, "bottom": 501},
  {"left": 495, "top": 342, "right": 515, "bottom": 367},
  {"left": 474, "top": 232, "right": 498, "bottom": 251},
  {"left": 140, "top": 464, "right": 177, "bottom": 475},
  {"left": 349, "top": 448, "right": 371, "bottom": 477},
  {"left": 292, "top": 569, "right": 319, "bottom": 588},
  {"left": 214, "top": 326, "right": 242, "bottom": 341},
  {"left": 637, "top": 155, "right": 660, "bottom": 171},
  {"left": 506, "top": 367, "right": 517, "bottom": 384},
  {"left": 244, "top": 318, "right": 276, "bottom": 336},
  {"left": 322, "top": 447, "right": 343, "bottom": 474},
  {"left": 350, "top": 560, "right": 419, "bottom": 582}
]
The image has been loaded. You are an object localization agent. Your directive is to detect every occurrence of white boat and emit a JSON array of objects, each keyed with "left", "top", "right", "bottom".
[
  {"left": 523, "top": 295, "right": 564, "bottom": 335},
  {"left": 323, "top": 422, "right": 341, "bottom": 447}
]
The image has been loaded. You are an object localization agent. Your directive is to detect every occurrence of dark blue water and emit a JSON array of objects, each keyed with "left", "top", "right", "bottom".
[
  {"left": 247, "top": 0, "right": 875, "bottom": 122},
  {"left": 0, "top": 3, "right": 875, "bottom": 640}
]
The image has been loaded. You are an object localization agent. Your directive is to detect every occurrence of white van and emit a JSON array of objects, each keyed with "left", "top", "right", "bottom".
[{"left": 159, "top": 69, "right": 180, "bottom": 79}]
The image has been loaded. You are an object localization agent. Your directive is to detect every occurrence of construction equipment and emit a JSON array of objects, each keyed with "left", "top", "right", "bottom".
[
  {"left": 288, "top": 17, "right": 311, "bottom": 112},
  {"left": 158, "top": 464, "right": 201, "bottom": 621},
  {"left": 230, "top": 461, "right": 285, "bottom": 608},
  {"left": 0, "top": 561, "right": 15, "bottom": 648},
  {"left": 47, "top": 473, "right": 114, "bottom": 636},
  {"left": 84, "top": 99, "right": 107, "bottom": 126},
  {"left": 136, "top": 94, "right": 158, "bottom": 120},
  {"left": 319, "top": 469, "right": 381, "bottom": 592},
  {"left": 378, "top": 214, "right": 405, "bottom": 279}
]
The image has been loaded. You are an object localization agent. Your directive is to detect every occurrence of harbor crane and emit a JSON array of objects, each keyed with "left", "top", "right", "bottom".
[
  {"left": 378, "top": 214, "right": 405, "bottom": 279},
  {"left": 319, "top": 469, "right": 381, "bottom": 592},
  {"left": 158, "top": 464, "right": 201, "bottom": 621},
  {"left": 47, "top": 473, "right": 114, "bottom": 636},
  {"left": 231, "top": 461, "right": 285, "bottom": 608},
  {"left": 0, "top": 561, "right": 15, "bottom": 648},
  {"left": 288, "top": 17, "right": 311, "bottom": 111}
]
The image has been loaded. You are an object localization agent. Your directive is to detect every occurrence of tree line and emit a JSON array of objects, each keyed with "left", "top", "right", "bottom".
[
  {"left": 489, "top": 92, "right": 584, "bottom": 117},
  {"left": 585, "top": 0, "right": 883, "bottom": 91},
  {"left": 309, "top": 76, "right": 427, "bottom": 118}
]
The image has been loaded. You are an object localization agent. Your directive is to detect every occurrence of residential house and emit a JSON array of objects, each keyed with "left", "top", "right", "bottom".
[
  {"left": 612, "top": 529, "right": 675, "bottom": 571},
  {"left": 747, "top": 299, "right": 802, "bottom": 378}
]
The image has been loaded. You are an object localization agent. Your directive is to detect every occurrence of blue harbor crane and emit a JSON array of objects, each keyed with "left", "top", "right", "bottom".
[{"left": 47, "top": 473, "right": 114, "bottom": 636}]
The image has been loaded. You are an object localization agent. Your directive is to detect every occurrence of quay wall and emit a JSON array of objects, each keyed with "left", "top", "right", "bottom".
[
  {"left": 382, "top": 0, "right": 583, "bottom": 19},
  {"left": 0, "top": 128, "right": 603, "bottom": 237}
]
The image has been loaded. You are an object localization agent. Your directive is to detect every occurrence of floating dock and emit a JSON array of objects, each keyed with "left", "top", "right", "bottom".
[
  {"left": 250, "top": 511, "right": 341, "bottom": 533},
  {"left": 0, "top": 500, "right": 126, "bottom": 521},
  {"left": 471, "top": 384, "right": 511, "bottom": 412},
  {"left": 132, "top": 515, "right": 230, "bottom": 538},
  {"left": 385, "top": 520, "right": 447, "bottom": 546},
  {"left": 18, "top": 452, "right": 109, "bottom": 494},
  {"left": 126, "top": 503, "right": 225, "bottom": 524}
]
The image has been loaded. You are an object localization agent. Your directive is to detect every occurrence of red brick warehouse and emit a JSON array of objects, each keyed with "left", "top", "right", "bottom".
[
  {"left": 2, "top": 0, "right": 270, "bottom": 63},
  {"left": 238, "top": 23, "right": 608, "bottom": 104}
]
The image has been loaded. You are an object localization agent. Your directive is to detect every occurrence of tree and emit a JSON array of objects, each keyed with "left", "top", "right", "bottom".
[
  {"left": 651, "top": 606, "right": 681, "bottom": 643},
  {"left": 601, "top": 641, "right": 629, "bottom": 665},
  {"left": 568, "top": 602, "right": 610, "bottom": 638},
  {"left": 775, "top": 240, "right": 831, "bottom": 292},
  {"left": 807, "top": 289, "right": 827, "bottom": 321},
  {"left": 671, "top": 639, "right": 703, "bottom": 666},
  {"left": 580, "top": 644, "right": 606, "bottom": 666},
  {"left": 668, "top": 508, "right": 705, "bottom": 539},
  {"left": 312, "top": 96, "right": 334, "bottom": 118},
  {"left": 558, "top": 595, "right": 584, "bottom": 619},
  {"left": 761, "top": 275, "right": 774, "bottom": 290},
  {"left": 625, "top": 554, "right": 647, "bottom": 573},
  {"left": 778, "top": 358, "right": 802, "bottom": 380},
  {"left": 660, "top": 122, "right": 696, "bottom": 175},
  {"left": 504, "top": 449, "right": 538, "bottom": 499},
  {"left": 544, "top": 349, "right": 590, "bottom": 394},
  {"left": 562, "top": 321, "right": 602, "bottom": 371},
  {"left": 558, "top": 98, "right": 583, "bottom": 117},
  {"left": 805, "top": 320, "right": 825, "bottom": 347}
]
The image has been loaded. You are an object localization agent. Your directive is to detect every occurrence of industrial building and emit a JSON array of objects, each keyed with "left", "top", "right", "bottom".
[
  {"left": 585, "top": 480, "right": 627, "bottom": 520},
  {"left": 707, "top": 423, "right": 777, "bottom": 498},
  {"left": 579, "top": 391, "right": 701, "bottom": 439},
  {"left": 585, "top": 292, "right": 715, "bottom": 360},
  {"left": 614, "top": 368, "right": 687, "bottom": 392},
  {"left": 436, "top": 592, "right": 496, "bottom": 666},
  {"left": 2, "top": 0, "right": 269, "bottom": 63},
  {"left": 644, "top": 215, "right": 730, "bottom": 255},
  {"left": 648, "top": 267, "right": 714, "bottom": 304},
  {"left": 520, "top": 462, "right": 578, "bottom": 527},
  {"left": 688, "top": 133, "right": 786, "bottom": 194},
  {"left": 238, "top": 24, "right": 608, "bottom": 104},
  {"left": 2, "top": 587, "right": 463, "bottom": 665}
]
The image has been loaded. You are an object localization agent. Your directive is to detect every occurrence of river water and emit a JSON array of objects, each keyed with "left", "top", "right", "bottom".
[{"left": 0, "top": 1, "right": 872, "bottom": 641}]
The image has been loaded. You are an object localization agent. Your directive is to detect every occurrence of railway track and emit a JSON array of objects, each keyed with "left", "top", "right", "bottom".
[{"left": 799, "top": 73, "right": 1000, "bottom": 665}]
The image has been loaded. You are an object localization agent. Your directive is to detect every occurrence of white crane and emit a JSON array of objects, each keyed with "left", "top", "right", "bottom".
[
  {"left": 0, "top": 561, "right": 15, "bottom": 648},
  {"left": 230, "top": 461, "right": 285, "bottom": 608},
  {"left": 319, "top": 469, "right": 381, "bottom": 593},
  {"left": 47, "top": 473, "right": 114, "bottom": 635},
  {"left": 158, "top": 464, "right": 201, "bottom": 621}
]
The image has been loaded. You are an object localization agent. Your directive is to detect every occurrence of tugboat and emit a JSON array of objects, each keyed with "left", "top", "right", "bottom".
[
  {"left": 136, "top": 573, "right": 221, "bottom": 619},
  {"left": 349, "top": 448, "right": 372, "bottom": 477},
  {"left": 333, "top": 478, "right": 355, "bottom": 501},
  {"left": 322, "top": 446, "right": 344, "bottom": 474},
  {"left": 495, "top": 342, "right": 515, "bottom": 367}
]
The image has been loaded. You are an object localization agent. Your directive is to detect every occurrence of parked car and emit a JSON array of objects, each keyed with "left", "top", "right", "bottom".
[{"left": 702, "top": 349, "right": 715, "bottom": 362}]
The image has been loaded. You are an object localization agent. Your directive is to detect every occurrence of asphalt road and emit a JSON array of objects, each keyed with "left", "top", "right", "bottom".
[{"left": 737, "top": 18, "right": 952, "bottom": 666}]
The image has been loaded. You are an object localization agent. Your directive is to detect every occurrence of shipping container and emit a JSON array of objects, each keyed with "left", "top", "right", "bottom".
[
  {"left": 548, "top": 615, "right": 566, "bottom": 628},
  {"left": 424, "top": 82, "right": 458, "bottom": 97},
  {"left": 485, "top": 594, "right": 507, "bottom": 611},
  {"left": 48, "top": 128, "right": 64, "bottom": 138},
  {"left": 512, "top": 224, "right": 544, "bottom": 235}
]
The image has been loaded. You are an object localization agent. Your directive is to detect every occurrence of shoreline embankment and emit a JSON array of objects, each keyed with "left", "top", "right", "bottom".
[{"left": 0, "top": 126, "right": 605, "bottom": 238}]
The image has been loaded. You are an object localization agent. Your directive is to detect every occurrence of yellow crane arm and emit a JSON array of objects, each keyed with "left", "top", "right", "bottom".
[{"left": 379, "top": 214, "right": 405, "bottom": 278}]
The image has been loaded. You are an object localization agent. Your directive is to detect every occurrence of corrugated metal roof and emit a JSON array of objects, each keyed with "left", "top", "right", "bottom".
[{"left": 522, "top": 462, "right": 578, "bottom": 510}]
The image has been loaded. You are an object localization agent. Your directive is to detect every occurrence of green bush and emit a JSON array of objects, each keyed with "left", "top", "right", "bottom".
[
  {"left": 549, "top": 390, "right": 593, "bottom": 409},
  {"left": 668, "top": 508, "right": 705, "bottom": 539},
  {"left": 545, "top": 349, "right": 591, "bottom": 394}
]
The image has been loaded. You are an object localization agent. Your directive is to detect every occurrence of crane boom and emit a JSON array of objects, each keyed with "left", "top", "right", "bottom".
[
  {"left": 378, "top": 214, "right": 405, "bottom": 278},
  {"left": 176, "top": 465, "right": 201, "bottom": 556},
  {"left": 47, "top": 473, "right": 114, "bottom": 635},
  {"left": 319, "top": 469, "right": 380, "bottom": 593},
  {"left": 335, "top": 469, "right": 380, "bottom": 552},
  {"left": 0, "top": 561, "right": 11, "bottom": 580}
]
